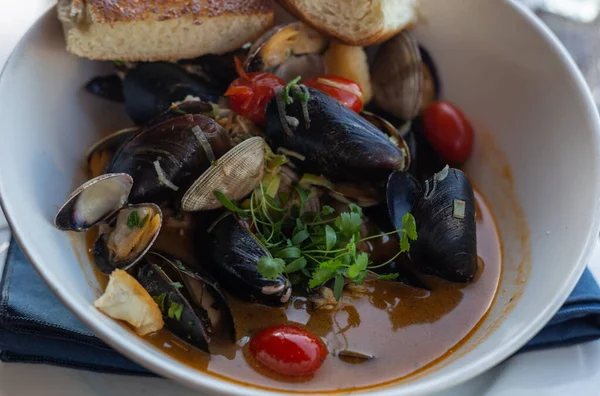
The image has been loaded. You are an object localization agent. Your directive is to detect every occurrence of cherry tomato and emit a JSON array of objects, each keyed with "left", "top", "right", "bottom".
[
  {"left": 304, "top": 76, "right": 363, "bottom": 113},
  {"left": 248, "top": 324, "right": 327, "bottom": 377},
  {"left": 224, "top": 57, "right": 285, "bottom": 125},
  {"left": 422, "top": 101, "right": 474, "bottom": 164}
]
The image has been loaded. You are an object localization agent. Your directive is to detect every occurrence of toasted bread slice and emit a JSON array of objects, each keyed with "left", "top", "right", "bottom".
[
  {"left": 276, "top": 0, "right": 419, "bottom": 46},
  {"left": 57, "top": 0, "right": 274, "bottom": 61}
]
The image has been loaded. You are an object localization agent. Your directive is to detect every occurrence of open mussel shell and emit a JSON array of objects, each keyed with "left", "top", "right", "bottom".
[
  {"left": 266, "top": 87, "right": 406, "bottom": 182},
  {"left": 244, "top": 22, "right": 328, "bottom": 79},
  {"left": 135, "top": 252, "right": 234, "bottom": 352},
  {"left": 93, "top": 203, "right": 162, "bottom": 274},
  {"left": 144, "top": 99, "right": 218, "bottom": 129},
  {"left": 420, "top": 46, "right": 441, "bottom": 109},
  {"left": 410, "top": 167, "right": 477, "bottom": 283},
  {"left": 274, "top": 53, "right": 326, "bottom": 82},
  {"left": 54, "top": 173, "right": 133, "bottom": 231},
  {"left": 122, "top": 62, "right": 222, "bottom": 125},
  {"left": 361, "top": 111, "right": 411, "bottom": 171},
  {"left": 371, "top": 31, "right": 423, "bottom": 121},
  {"left": 386, "top": 170, "right": 422, "bottom": 231},
  {"left": 206, "top": 213, "right": 291, "bottom": 306},
  {"left": 107, "top": 114, "right": 233, "bottom": 204},
  {"left": 86, "top": 127, "right": 139, "bottom": 178},
  {"left": 404, "top": 117, "right": 445, "bottom": 181},
  {"left": 181, "top": 136, "right": 265, "bottom": 211}
]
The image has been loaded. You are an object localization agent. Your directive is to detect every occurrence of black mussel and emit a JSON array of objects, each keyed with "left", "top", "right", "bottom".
[
  {"left": 107, "top": 114, "right": 232, "bottom": 204},
  {"left": 86, "top": 127, "right": 139, "bottom": 178},
  {"left": 206, "top": 213, "right": 292, "bottom": 306},
  {"left": 135, "top": 252, "right": 234, "bottom": 352},
  {"left": 410, "top": 167, "right": 477, "bottom": 282},
  {"left": 266, "top": 87, "right": 408, "bottom": 182},
  {"left": 419, "top": 45, "right": 441, "bottom": 108},
  {"left": 404, "top": 117, "right": 445, "bottom": 181},
  {"left": 85, "top": 74, "right": 125, "bottom": 102},
  {"left": 93, "top": 203, "right": 162, "bottom": 273},
  {"left": 123, "top": 62, "right": 222, "bottom": 125},
  {"left": 179, "top": 49, "right": 246, "bottom": 92},
  {"left": 54, "top": 173, "right": 133, "bottom": 231},
  {"left": 144, "top": 100, "right": 218, "bottom": 129},
  {"left": 386, "top": 171, "right": 422, "bottom": 230}
]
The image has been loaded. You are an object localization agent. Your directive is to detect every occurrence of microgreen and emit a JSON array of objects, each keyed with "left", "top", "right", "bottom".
[{"left": 167, "top": 301, "right": 184, "bottom": 321}]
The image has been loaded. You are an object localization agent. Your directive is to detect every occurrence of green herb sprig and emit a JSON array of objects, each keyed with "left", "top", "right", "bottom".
[
  {"left": 215, "top": 184, "right": 417, "bottom": 300},
  {"left": 127, "top": 210, "right": 149, "bottom": 229}
]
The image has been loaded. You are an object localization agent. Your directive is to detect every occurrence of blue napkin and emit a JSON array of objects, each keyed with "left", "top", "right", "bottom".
[{"left": 1, "top": 238, "right": 600, "bottom": 374}]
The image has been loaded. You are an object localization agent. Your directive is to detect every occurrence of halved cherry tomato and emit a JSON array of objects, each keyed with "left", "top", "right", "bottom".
[
  {"left": 422, "top": 101, "right": 474, "bottom": 164},
  {"left": 304, "top": 76, "right": 363, "bottom": 113},
  {"left": 224, "top": 58, "right": 285, "bottom": 125},
  {"left": 248, "top": 324, "right": 327, "bottom": 377}
]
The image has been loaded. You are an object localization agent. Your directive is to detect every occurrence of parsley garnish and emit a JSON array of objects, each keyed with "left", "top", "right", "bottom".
[
  {"left": 173, "top": 108, "right": 187, "bottom": 115},
  {"left": 171, "top": 282, "right": 183, "bottom": 289},
  {"left": 152, "top": 293, "right": 167, "bottom": 312},
  {"left": 127, "top": 210, "right": 149, "bottom": 229},
  {"left": 213, "top": 161, "right": 418, "bottom": 301},
  {"left": 174, "top": 260, "right": 186, "bottom": 271},
  {"left": 167, "top": 301, "right": 184, "bottom": 321},
  {"left": 113, "top": 60, "right": 125, "bottom": 67}
]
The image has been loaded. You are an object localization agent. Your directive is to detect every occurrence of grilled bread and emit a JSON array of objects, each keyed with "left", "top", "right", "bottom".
[
  {"left": 57, "top": 0, "right": 275, "bottom": 61},
  {"left": 276, "top": 0, "right": 419, "bottom": 46}
]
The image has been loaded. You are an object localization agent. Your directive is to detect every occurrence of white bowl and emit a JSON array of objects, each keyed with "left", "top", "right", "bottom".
[{"left": 1, "top": 0, "right": 600, "bottom": 394}]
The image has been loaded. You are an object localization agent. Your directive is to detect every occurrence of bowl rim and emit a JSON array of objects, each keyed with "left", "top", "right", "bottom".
[{"left": 1, "top": 1, "right": 600, "bottom": 395}]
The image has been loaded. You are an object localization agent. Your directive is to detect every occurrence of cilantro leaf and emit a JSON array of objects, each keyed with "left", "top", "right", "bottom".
[
  {"left": 309, "top": 266, "right": 336, "bottom": 288},
  {"left": 335, "top": 212, "right": 362, "bottom": 238},
  {"left": 325, "top": 225, "right": 336, "bottom": 251},
  {"left": 400, "top": 233, "right": 411, "bottom": 253},
  {"left": 257, "top": 256, "right": 285, "bottom": 279},
  {"left": 347, "top": 253, "right": 368, "bottom": 279},
  {"left": 284, "top": 257, "right": 307, "bottom": 273},
  {"left": 152, "top": 293, "right": 166, "bottom": 312},
  {"left": 292, "top": 230, "right": 310, "bottom": 245},
  {"left": 321, "top": 205, "right": 334, "bottom": 215},
  {"left": 402, "top": 212, "right": 418, "bottom": 240},
  {"left": 348, "top": 203, "right": 363, "bottom": 215},
  {"left": 376, "top": 273, "right": 400, "bottom": 281},
  {"left": 333, "top": 273, "right": 345, "bottom": 300},
  {"left": 276, "top": 247, "right": 302, "bottom": 259},
  {"left": 294, "top": 184, "right": 309, "bottom": 213},
  {"left": 167, "top": 301, "right": 184, "bottom": 321}
]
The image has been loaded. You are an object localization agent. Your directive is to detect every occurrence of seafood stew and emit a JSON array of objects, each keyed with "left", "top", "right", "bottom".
[{"left": 56, "top": 21, "right": 502, "bottom": 392}]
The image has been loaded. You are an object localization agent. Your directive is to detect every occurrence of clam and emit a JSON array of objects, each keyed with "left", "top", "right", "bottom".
[
  {"left": 93, "top": 203, "right": 162, "bottom": 273},
  {"left": 265, "top": 86, "right": 408, "bottom": 182},
  {"left": 244, "top": 22, "right": 328, "bottom": 81},
  {"left": 206, "top": 213, "right": 291, "bottom": 306},
  {"left": 408, "top": 167, "right": 477, "bottom": 282},
  {"left": 371, "top": 32, "right": 423, "bottom": 121},
  {"left": 107, "top": 114, "right": 232, "bottom": 204},
  {"left": 54, "top": 173, "right": 133, "bottom": 231},
  {"left": 122, "top": 62, "right": 222, "bottom": 125},
  {"left": 86, "top": 127, "right": 139, "bottom": 178},
  {"left": 135, "top": 252, "right": 234, "bottom": 352},
  {"left": 181, "top": 136, "right": 265, "bottom": 211}
]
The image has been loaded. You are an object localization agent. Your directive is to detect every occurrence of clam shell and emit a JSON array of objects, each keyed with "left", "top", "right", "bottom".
[
  {"left": 180, "top": 136, "right": 265, "bottom": 211},
  {"left": 371, "top": 32, "right": 423, "bottom": 121},
  {"left": 54, "top": 173, "right": 133, "bottom": 231},
  {"left": 93, "top": 203, "right": 163, "bottom": 273}
]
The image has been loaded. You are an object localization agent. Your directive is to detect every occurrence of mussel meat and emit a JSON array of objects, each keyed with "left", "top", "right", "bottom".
[
  {"left": 135, "top": 252, "right": 234, "bottom": 352},
  {"left": 107, "top": 114, "right": 232, "bottom": 204},
  {"left": 244, "top": 22, "right": 328, "bottom": 81},
  {"left": 265, "top": 87, "right": 408, "bottom": 182},
  {"left": 122, "top": 62, "right": 222, "bottom": 125},
  {"left": 93, "top": 203, "right": 162, "bottom": 273},
  {"left": 206, "top": 213, "right": 291, "bottom": 306},
  {"left": 408, "top": 167, "right": 477, "bottom": 282},
  {"left": 54, "top": 173, "right": 133, "bottom": 231},
  {"left": 181, "top": 136, "right": 265, "bottom": 211}
]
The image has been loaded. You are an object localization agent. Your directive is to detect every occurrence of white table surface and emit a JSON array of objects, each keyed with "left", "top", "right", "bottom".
[{"left": 2, "top": 1, "right": 600, "bottom": 395}]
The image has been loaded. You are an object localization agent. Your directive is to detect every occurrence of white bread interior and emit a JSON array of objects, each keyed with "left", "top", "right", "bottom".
[{"left": 277, "top": 0, "right": 420, "bottom": 46}]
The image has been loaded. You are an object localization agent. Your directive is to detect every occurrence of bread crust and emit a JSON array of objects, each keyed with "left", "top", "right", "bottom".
[
  {"left": 276, "top": 0, "right": 411, "bottom": 46},
  {"left": 62, "top": 0, "right": 273, "bottom": 24}
]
